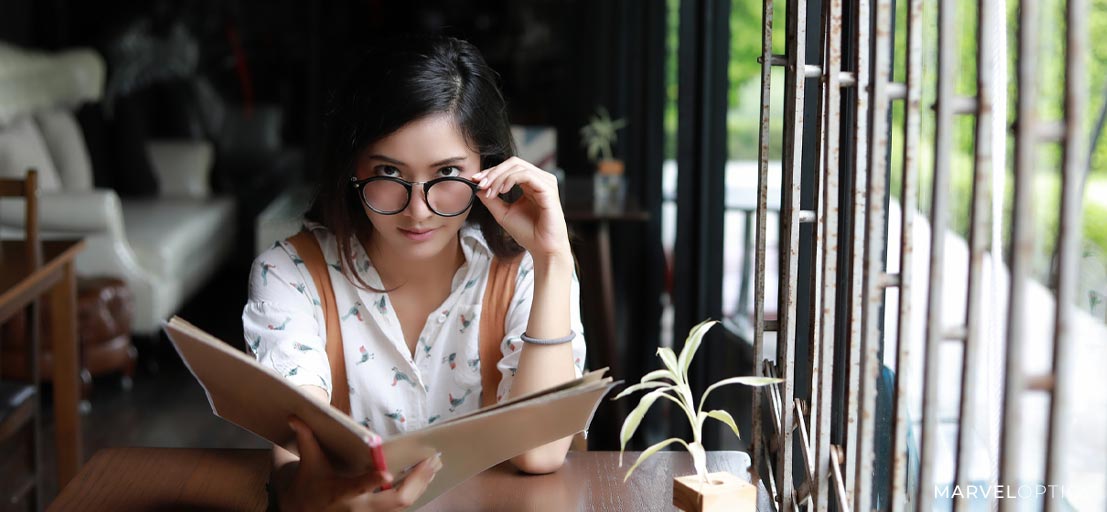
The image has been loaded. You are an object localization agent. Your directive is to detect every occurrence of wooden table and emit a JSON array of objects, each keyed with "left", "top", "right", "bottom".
[
  {"left": 0, "top": 240, "right": 85, "bottom": 488},
  {"left": 50, "top": 448, "right": 772, "bottom": 511}
]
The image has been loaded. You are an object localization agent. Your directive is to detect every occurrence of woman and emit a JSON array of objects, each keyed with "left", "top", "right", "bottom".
[{"left": 243, "top": 35, "right": 587, "bottom": 511}]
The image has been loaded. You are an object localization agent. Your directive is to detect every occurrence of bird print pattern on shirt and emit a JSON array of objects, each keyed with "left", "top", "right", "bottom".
[
  {"left": 391, "top": 367, "right": 416, "bottom": 388},
  {"left": 260, "top": 262, "right": 276, "bottom": 286},
  {"left": 268, "top": 317, "right": 291, "bottom": 330},
  {"left": 503, "top": 338, "right": 515, "bottom": 352},
  {"left": 341, "top": 301, "right": 364, "bottom": 322},
  {"left": 385, "top": 409, "right": 406, "bottom": 426},
  {"left": 289, "top": 282, "right": 321, "bottom": 306},
  {"left": 448, "top": 389, "right": 473, "bottom": 412},
  {"left": 245, "top": 225, "right": 589, "bottom": 438},
  {"left": 417, "top": 337, "right": 432, "bottom": 358},
  {"left": 357, "top": 346, "right": 374, "bottom": 365}
]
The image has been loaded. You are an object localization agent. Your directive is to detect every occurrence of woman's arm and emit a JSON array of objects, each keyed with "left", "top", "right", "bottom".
[
  {"left": 472, "top": 157, "right": 584, "bottom": 473},
  {"left": 505, "top": 252, "right": 578, "bottom": 473}
]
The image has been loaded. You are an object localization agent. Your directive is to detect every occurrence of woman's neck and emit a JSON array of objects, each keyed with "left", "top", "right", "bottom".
[{"left": 365, "top": 235, "right": 465, "bottom": 290}]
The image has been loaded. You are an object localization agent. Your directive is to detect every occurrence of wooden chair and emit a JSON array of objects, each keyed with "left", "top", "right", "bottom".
[{"left": 0, "top": 169, "right": 43, "bottom": 511}]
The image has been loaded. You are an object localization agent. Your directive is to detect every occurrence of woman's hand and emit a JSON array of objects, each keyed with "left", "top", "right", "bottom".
[
  {"left": 473, "top": 157, "right": 571, "bottom": 260},
  {"left": 273, "top": 417, "right": 442, "bottom": 511}
]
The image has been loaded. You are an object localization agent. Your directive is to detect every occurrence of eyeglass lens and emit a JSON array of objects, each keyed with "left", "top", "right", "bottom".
[{"left": 361, "top": 179, "right": 474, "bottom": 216}]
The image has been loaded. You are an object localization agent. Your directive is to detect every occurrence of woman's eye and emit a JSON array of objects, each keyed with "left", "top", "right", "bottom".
[
  {"left": 375, "top": 165, "right": 400, "bottom": 177},
  {"left": 438, "top": 166, "right": 462, "bottom": 177}
]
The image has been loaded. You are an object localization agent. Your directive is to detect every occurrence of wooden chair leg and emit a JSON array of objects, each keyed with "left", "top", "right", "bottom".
[{"left": 26, "top": 302, "right": 43, "bottom": 512}]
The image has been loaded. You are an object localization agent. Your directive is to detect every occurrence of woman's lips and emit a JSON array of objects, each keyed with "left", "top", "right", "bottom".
[{"left": 399, "top": 227, "right": 437, "bottom": 242}]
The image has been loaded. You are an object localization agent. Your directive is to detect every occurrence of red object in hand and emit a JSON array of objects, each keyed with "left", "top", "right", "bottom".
[{"left": 368, "top": 433, "right": 391, "bottom": 490}]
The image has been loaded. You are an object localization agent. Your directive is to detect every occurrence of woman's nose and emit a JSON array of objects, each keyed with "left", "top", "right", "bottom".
[{"left": 403, "top": 183, "right": 434, "bottom": 217}]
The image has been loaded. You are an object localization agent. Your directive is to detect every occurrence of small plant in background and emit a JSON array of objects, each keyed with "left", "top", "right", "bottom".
[
  {"left": 579, "top": 106, "right": 627, "bottom": 164},
  {"left": 615, "top": 319, "right": 782, "bottom": 484}
]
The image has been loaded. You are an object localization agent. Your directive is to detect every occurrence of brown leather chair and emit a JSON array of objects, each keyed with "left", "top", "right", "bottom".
[
  {"left": 1, "top": 277, "right": 137, "bottom": 391},
  {"left": 0, "top": 169, "right": 43, "bottom": 511}
]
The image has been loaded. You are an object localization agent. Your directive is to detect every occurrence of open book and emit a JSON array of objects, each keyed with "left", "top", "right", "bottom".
[{"left": 164, "top": 316, "right": 617, "bottom": 510}]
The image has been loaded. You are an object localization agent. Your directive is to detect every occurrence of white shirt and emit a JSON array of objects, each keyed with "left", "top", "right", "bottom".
[{"left": 242, "top": 222, "right": 587, "bottom": 437}]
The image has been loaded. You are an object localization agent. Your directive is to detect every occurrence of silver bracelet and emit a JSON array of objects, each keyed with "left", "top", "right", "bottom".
[{"left": 520, "top": 330, "right": 576, "bottom": 345}]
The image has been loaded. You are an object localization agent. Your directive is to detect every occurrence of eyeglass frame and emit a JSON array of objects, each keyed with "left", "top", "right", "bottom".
[{"left": 349, "top": 175, "right": 480, "bottom": 217}]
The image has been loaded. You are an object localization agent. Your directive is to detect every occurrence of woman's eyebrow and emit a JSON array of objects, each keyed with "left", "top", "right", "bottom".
[
  {"left": 365, "top": 155, "right": 467, "bottom": 168},
  {"left": 429, "top": 156, "right": 467, "bottom": 167},
  {"left": 366, "top": 154, "right": 406, "bottom": 166}
]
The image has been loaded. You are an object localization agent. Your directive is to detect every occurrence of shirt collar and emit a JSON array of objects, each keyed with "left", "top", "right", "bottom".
[{"left": 306, "top": 221, "right": 493, "bottom": 287}]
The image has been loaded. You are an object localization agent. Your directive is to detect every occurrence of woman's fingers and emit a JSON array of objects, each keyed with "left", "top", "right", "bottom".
[
  {"left": 368, "top": 455, "right": 442, "bottom": 511},
  {"left": 288, "top": 417, "right": 325, "bottom": 475}
]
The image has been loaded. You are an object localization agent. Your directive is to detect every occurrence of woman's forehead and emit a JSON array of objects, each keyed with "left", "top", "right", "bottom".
[{"left": 361, "top": 114, "right": 478, "bottom": 165}]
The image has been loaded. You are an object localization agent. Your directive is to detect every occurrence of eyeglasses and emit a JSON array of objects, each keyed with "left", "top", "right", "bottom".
[{"left": 350, "top": 175, "right": 479, "bottom": 217}]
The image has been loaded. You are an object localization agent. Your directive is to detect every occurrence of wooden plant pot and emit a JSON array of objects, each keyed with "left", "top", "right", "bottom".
[
  {"left": 673, "top": 472, "right": 757, "bottom": 512},
  {"left": 597, "top": 159, "right": 625, "bottom": 176}
]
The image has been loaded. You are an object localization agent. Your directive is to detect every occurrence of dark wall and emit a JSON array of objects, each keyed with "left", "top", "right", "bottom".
[{"left": 4, "top": 0, "right": 623, "bottom": 179}]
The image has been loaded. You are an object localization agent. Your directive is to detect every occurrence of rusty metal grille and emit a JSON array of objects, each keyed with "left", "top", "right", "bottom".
[{"left": 751, "top": 0, "right": 1093, "bottom": 509}]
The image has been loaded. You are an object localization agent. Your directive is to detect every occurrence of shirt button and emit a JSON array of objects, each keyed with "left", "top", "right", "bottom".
[{"left": 437, "top": 313, "right": 447, "bottom": 324}]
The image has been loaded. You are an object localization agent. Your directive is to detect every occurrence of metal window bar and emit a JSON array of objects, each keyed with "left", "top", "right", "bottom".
[
  {"left": 890, "top": 0, "right": 923, "bottom": 509},
  {"left": 842, "top": 0, "right": 870, "bottom": 503},
  {"left": 951, "top": 2, "right": 994, "bottom": 512},
  {"left": 997, "top": 0, "right": 1041, "bottom": 506},
  {"left": 753, "top": 0, "right": 776, "bottom": 496},
  {"left": 915, "top": 0, "right": 958, "bottom": 507},
  {"left": 1044, "top": 0, "right": 1088, "bottom": 510},
  {"left": 754, "top": 0, "right": 1088, "bottom": 509},
  {"left": 776, "top": 0, "right": 810, "bottom": 507},
  {"left": 812, "top": 0, "right": 843, "bottom": 507},
  {"left": 854, "top": 0, "right": 894, "bottom": 510}
]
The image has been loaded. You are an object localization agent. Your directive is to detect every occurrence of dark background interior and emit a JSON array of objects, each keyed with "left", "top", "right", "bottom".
[{"left": 1, "top": 0, "right": 681, "bottom": 453}]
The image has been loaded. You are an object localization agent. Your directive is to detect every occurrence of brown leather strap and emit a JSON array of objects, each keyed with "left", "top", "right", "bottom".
[
  {"left": 478, "top": 254, "right": 523, "bottom": 407},
  {"left": 288, "top": 231, "right": 351, "bottom": 415}
]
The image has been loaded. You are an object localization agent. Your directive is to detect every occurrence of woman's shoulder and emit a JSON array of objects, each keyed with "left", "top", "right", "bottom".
[{"left": 255, "top": 224, "right": 337, "bottom": 262}]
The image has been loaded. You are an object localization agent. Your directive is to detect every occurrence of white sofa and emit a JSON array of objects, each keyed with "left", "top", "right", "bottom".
[{"left": 0, "top": 43, "right": 236, "bottom": 336}]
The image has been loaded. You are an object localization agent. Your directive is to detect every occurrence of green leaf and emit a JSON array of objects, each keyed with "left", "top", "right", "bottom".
[
  {"left": 640, "top": 368, "right": 677, "bottom": 384},
  {"left": 623, "top": 437, "right": 689, "bottom": 481},
  {"left": 657, "top": 346, "right": 679, "bottom": 375},
  {"left": 705, "top": 410, "right": 742, "bottom": 440},
  {"left": 613, "top": 381, "right": 670, "bottom": 401},
  {"left": 701, "top": 376, "right": 783, "bottom": 411},
  {"left": 677, "top": 319, "right": 718, "bottom": 376},
  {"left": 619, "top": 388, "right": 669, "bottom": 454}
]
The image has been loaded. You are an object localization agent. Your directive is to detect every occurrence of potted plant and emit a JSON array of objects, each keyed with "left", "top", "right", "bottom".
[
  {"left": 579, "top": 106, "right": 627, "bottom": 175},
  {"left": 580, "top": 106, "right": 628, "bottom": 212},
  {"left": 615, "top": 319, "right": 782, "bottom": 511}
]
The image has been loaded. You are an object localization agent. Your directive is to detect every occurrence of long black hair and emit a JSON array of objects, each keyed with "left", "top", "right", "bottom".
[{"left": 306, "top": 35, "right": 523, "bottom": 289}]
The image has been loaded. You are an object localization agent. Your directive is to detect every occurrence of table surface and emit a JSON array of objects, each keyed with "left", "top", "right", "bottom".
[{"left": 50, "top": 448, "right": 772, "bottom": 511}]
